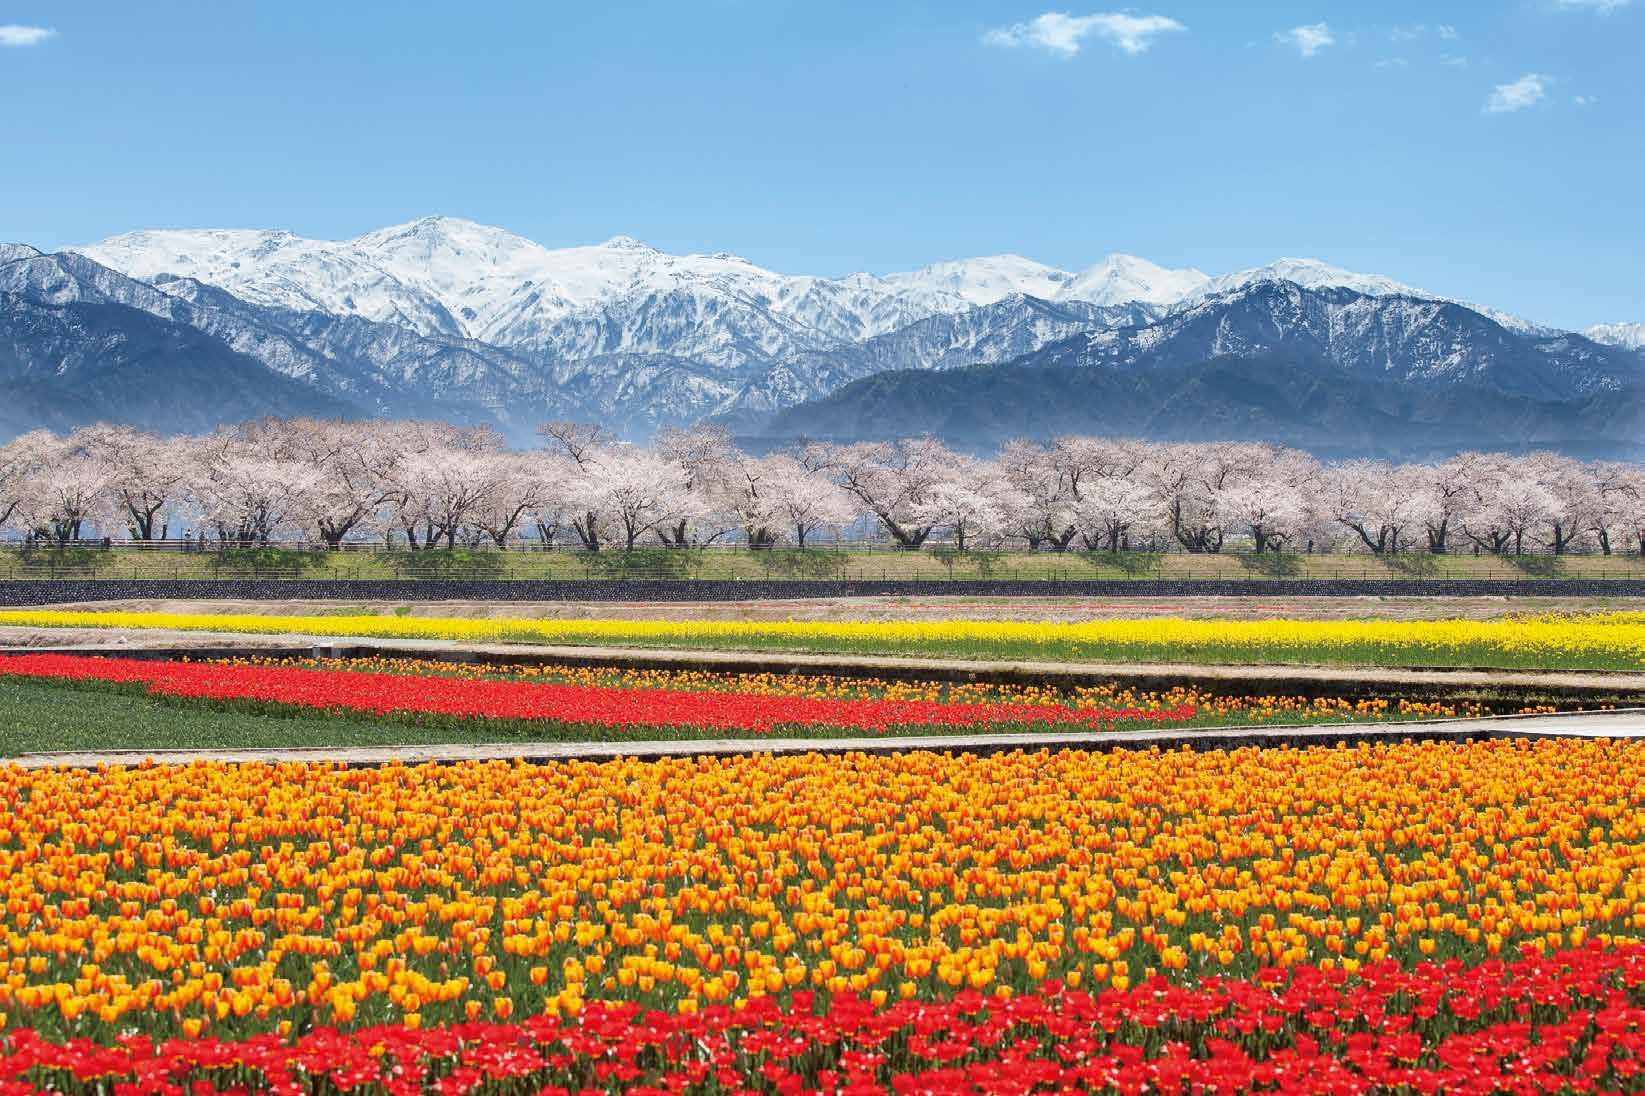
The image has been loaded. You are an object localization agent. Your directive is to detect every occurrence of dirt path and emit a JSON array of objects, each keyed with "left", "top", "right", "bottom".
[{"left": 7, "top": 709, "right": 1640, "bottom": 770}]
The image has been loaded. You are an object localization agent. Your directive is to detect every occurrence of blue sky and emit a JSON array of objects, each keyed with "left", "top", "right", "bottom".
[{"left": 1, "top": 0, "right": 1639, "bottom": 329}]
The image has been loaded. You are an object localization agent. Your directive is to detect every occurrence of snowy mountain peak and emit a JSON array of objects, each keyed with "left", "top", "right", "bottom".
[
  {"left": 1587, "top": 322, "right": 1645, "bottom": 352},
  {"left": 1061, "top": 253, "right": 1210, "bottom": 307},
  {"left": 601, "top": 234, "right": 656, "bottom": 251},
  {"left": 351, "top": 216, "right": 549, "bottom": 266},
  {"left": 69, "top": 216, "right": 1580, "bottom": 390},
  {"left": 1186, "top": 257, "right": 1422, "bottom": 303},
  {"left": 0, "top": 243, "right": 44, "bottom": 265},
  {"left": 1175, "top": 256, "right": 1549, "bottom": 334},
  {"left": 881, "top": 254, "right": 1072, "bottom": 307}
]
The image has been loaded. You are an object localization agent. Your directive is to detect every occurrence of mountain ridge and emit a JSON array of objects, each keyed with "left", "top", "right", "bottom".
[
  {"left": 2, "top": 218, "right": 1640, "bottom": 452},
  {"left": 755, "top": 282, "right": 1645, "bottom": 457}
]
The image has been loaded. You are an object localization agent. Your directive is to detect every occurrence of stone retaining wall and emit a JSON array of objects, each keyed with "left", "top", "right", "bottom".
[{"left": 4, "top": 578, "right": 1645, "bottom": 605}]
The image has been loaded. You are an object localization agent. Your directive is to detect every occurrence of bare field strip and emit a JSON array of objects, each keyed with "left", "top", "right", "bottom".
[
  {"left": 13, "top": 593, "right": 1645, "bottom": 624},
  {"left": 9, "top": 708, "right": 1643, "bottom": 770}
]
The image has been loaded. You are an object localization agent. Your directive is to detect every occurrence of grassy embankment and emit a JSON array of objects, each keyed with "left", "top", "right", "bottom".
[{"left": 2, "top": 544, "right": 1641, "bottom": 582}]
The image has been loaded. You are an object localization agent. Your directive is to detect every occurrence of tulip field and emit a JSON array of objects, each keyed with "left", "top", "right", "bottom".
[
  {"left": 0, "top": 738, "right": 1641, "bottom": 1092},
  {"left": 0, "top": 605, "right": 1641, "bottom": 1093},
  {"left": 6, "top": 607, "right": 1645, "bottom": 669},
  {"left": 0, "top": 652, "right": 1529, "bottom": 753}
]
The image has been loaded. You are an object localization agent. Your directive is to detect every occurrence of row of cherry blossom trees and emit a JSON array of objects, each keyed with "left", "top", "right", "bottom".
[{"left": 2, "top": 420, "right": 1643, "bottom": 556}]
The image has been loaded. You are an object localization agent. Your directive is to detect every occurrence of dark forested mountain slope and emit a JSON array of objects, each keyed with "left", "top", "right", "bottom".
[{"left": 759, "top": 352, "right": 1645, "bottom": 459}]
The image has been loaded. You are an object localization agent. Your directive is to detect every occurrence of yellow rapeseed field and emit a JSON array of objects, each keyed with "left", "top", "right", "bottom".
[
  {"left": 2, "top": 608, "right": 1645, "bottom": 668},
  {"left": 0, "top": 740, "right": 1640, "bottom": 1039}
]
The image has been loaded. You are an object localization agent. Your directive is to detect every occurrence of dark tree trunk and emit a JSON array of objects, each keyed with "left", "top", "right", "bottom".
[{"left": 1426, "top": 519, "right": 1449, "bottom": 554}]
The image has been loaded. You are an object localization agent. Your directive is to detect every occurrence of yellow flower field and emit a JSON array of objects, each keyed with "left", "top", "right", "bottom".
[
  {"left": 4, "top": 607, "right": 1645, "bottom": 668},
  {"left": 0, "top": 740, "right": 1640, "bottom": 1040}
]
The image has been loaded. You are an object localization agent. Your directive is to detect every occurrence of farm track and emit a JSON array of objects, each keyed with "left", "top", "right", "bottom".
[{"left": 8, "top": 708, "right": 1643, "bottom": 770}]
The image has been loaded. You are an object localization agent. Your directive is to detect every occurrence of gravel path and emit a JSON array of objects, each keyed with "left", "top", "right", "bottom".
[{"left": 8, "top": 709, "right": 1641, "bottom": 770}]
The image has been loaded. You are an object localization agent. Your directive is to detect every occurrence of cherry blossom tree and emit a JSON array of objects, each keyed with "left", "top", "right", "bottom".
[
  {"left": 192, "top": 432, "right": 315, "bottom": 546},
  {"left": 539, "top": 422, "right": 621, "bottom": 551},
  {"left": 13, "top": 431, "right": 114, "bottom": 545},
  {"left": 762, "top": 455, "right": 857, "bottom": 547},
  {"left": 1407, "top": 455, "right": 1482, "bottom": 555},
  {"left": 994, "top": 440, "right": 1075, "bottom": 550},
  {"left": 245, "top": 419, "right": 393, "bottom": 549},
  {"left": 379, "top": 423, "right": 504, "bottom": 549},
  {"left": 821, "top": 437, "right": 961, "bottom": 548},
  {"left": 1587, "top": 462, "right": 1643, "bottom": 556},
  {"left": 1216, "top": 447, "right": 1320, "bottom": 553},
  {"left": 71, "top": 425, "right": 189, "bottom": 541},
  {"left": 1608, "top": 466, "right": 1645, "bottom": 557},
  {"left": 1071, "top": 475, "right": 1154, "bottom": 551},
  {"left": 655, "top": 425, "right": 741, "bottom": 547},
  {"left": 470, "top": 451, "right": 555, "bottom": 548},
  {"left": 1147, "top": 444, "right": 1235, "bottom": 554},
  {"left": 1528, "top": 453, "right": 1597, "bottom": 555},
  {"left": 1460, "top": 457, "right": 1554, "bottom": 557},
  {"left": 0, "top": 431, "right": 49, "bottom": 535},
  {"left": 571, "top": 448, "right": 701, "bottom": 550},
  {"left": 912, "top": 482, "right": 1010, "bottom": 551},
  {"left": 392, "top": 448, "right": 508, "bottom": 550},
  {"left": 1030, "top": 437, "right": 1151, "bottom": 551},
  {"left": 1323, "top": 460, "right": 1425, "bottom": 555}
]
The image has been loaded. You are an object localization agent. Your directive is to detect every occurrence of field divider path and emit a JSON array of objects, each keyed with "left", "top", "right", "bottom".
[
  {"left": 8, "top": 709, "right": 1643, "bottom": 770},
  {"left": 8, "top": 634, "right": 1645, "bottom": 701}
]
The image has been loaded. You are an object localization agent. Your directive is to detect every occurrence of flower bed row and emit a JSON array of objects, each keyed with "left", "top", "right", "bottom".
[
  {"left": 217, "top": 653, "right": 1517, "bottom": 723},
  {"left": 0, "top": 743, "right": 1640, "bottom": 1043},
  {"left": 0, "top": 654, "right": 1196, "bottom": 735},
  {"left": 5, "top": 945, "right": 1643, "bottom": 1094},
  {"left": 3, "top": 608, "right": 1644, "bottom": 668}
]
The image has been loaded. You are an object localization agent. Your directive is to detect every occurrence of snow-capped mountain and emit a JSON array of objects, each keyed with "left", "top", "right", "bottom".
[
  {"left": 78, "top": 217, "right": 1567, "bottom": 364},
  {"left": 1587, "top": 322, "right": 1645, "bottom": 352},
  {"left": 1176, "top": 257, "right": 1548, "bottom": 335},
  {"left": 1075, "top": 281, "right": 1634, "bottom": 398},
  {"left": 764, "top": 282, "right": 1645, "bottom": 454},
  {"left": 75, "top": 219, "right": 1215, "bottom": 372},
  {"left": 1183, "top": 258, "right": 1421, "bottom": 304},
  {"left": 720, "top": 296, "right": 1160, "bottom": 427},
  {"left": 1059, "top": 254, "right": 1210, "bottom": 307},
  {"left": 878, "top": 255, "right": 1075, "bottom": 307},
  {"left": 82, "top": 218, "right": 1019, "bottom": 368},
  {"left": 1, "top": 215, "right": 1632, "bottom": 451}
]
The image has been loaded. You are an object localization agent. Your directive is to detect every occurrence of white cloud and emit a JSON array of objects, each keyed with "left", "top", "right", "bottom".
[
  {"left": 1276, "top": 23, "right": 1335, "bottom": 58},
  {"left": 1574, "top": 94, "right": 1597, "bottom": 105},
  {"left": 1437, "top": 24, "right": 1460, "bottom": 39},
  {"left": 1390, "top": 24, "right": 1425, "bottom": 42},
  {"left": 0, "top": 24, "right": 55, "bottom": 46},
  {"left": 983, "top": 11, "right": 1186, "bottom": 57},
  {"left": 1441, "top": 53, "right": 1469, "bottom": 67},
  {"left": 1552, "top": 0, "right": 1629, "bottom": 12},
  {"left": 1486, "top": 73, "right": 1550, "bottom": 113},
  {"left": 1374, "top": 57, "right": 1410, "bottom": 69}
]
